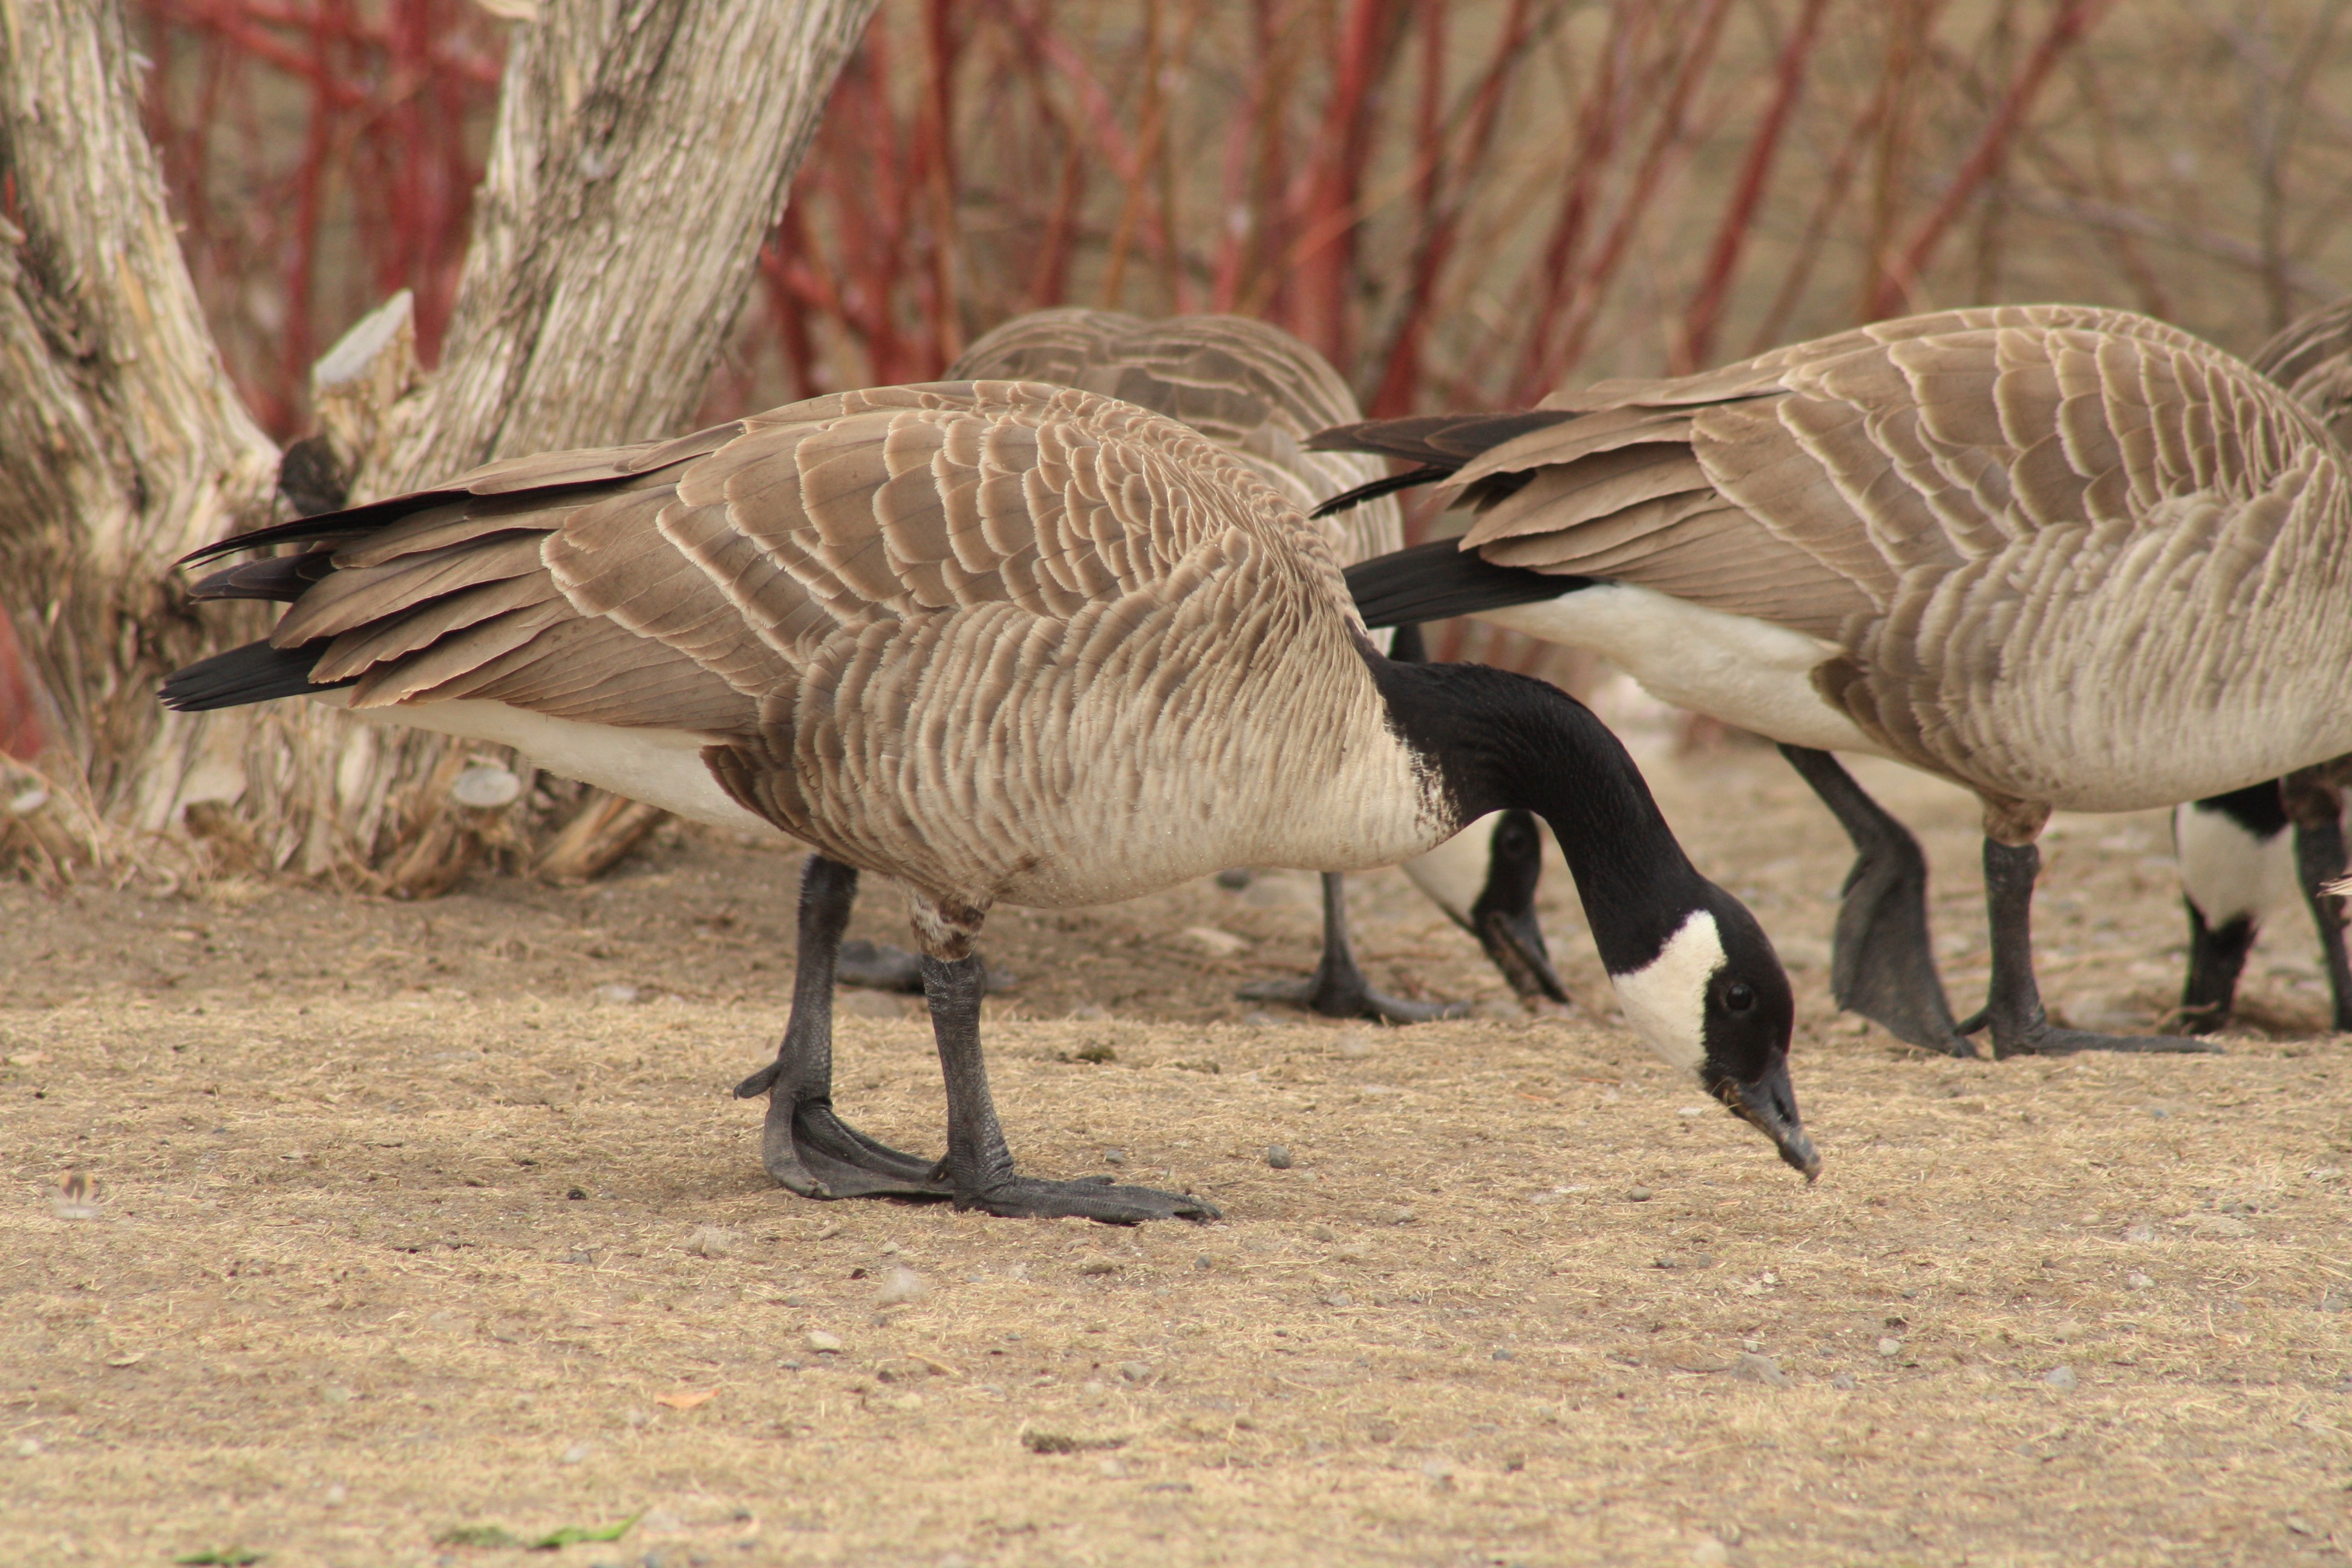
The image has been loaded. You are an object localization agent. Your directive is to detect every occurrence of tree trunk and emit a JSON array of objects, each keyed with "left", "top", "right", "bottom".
[
  {"left": 0, "top": 0, "right": 878, "bottom": 887},
  {"left": 0, "top": 0, "right": 281, "bottom": 820}
]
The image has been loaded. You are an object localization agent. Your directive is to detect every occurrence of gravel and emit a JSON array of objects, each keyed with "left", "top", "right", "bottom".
[
  {"left": 1733, "top": 1351, "right": 1792, "bottom": 1388},
  {"left": 1265, "top": 1145, "right": 1293, "bottom": 1169}
]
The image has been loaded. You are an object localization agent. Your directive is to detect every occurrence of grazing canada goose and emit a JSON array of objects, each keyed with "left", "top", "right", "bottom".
[
  {"left": 2172, "top": 297, "right": 2352, "bottom": 1033},
  {"left": 802, "top": 308, "right": 1567, "bottom": 1023},
  {"left": 1318, "top": 303, "right": 2352, "bottom": 1059},
  {"left": 162, "top": 379, "right": 1816, "bottom": 1220}
]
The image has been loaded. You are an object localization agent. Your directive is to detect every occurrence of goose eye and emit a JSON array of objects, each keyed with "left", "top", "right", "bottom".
[{"left": 1724, "top": 981, "right": 1757, "bottom": 1013}]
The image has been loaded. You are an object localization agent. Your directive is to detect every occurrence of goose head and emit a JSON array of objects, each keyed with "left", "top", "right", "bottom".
[{"left": 1609, "top": 886, "right": 1814, "bottom": 1178}]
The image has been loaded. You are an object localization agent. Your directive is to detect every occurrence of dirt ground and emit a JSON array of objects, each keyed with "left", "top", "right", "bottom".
[{"left": 7, "top": 722, "right": 2352, "bottom": 1568}]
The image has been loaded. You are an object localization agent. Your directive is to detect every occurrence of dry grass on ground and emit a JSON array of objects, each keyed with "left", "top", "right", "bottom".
[{"left": 6, "top": 737, "right": 2352, "bottom": 1567}]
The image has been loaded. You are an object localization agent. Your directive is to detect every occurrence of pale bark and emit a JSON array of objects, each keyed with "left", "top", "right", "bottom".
[
  {"left": 0, "top": 0, "right": 878, "bottom": 887},
  {"left": 0, "top": 0, "right": 281, "bottom": 812}
]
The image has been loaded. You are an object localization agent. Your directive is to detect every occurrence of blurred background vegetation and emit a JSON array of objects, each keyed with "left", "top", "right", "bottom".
[{"left": 140, "top": 0, "right": 2352, "bottom": 436}]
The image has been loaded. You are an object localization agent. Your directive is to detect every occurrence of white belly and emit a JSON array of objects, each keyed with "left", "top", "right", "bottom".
[
  {"left": 2174, "top": 801, "right": 2297, "bottom": 926},
  {"left": 1477, "top": 584, "right": 1884, "bottom": 757},
  {"left": 319, "top": 693, "right": 774, "bottom": 834}
]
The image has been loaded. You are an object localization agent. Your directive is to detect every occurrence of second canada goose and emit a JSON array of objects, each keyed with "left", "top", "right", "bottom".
[
  {"left": 791, "top": 309, "right": 1568, "bottom": 1026},
  {"left": 2172, "top": 297, "right": 2352, "bottom": 1033},
  {"left": 163, "top": 379, "right": 1817, "bottom": 1219},
  {"left": 1318, "top": 304, "right": 2352, "bottom": 1059}
]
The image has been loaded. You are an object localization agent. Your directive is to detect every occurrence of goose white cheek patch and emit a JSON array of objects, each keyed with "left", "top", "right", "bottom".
[{"left": 1610, "top": 910, "right": 1724, "bottom": 1073}]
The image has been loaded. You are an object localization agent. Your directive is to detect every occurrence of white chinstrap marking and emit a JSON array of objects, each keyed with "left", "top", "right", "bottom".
[
  {"left": 1609, "top": 909, "right": 1725, "bottom": 1074},
  {"left": 2173, "top": 800, "right": 2295, "bottom": 926},
  {"left": 1477, "top": 584, "right": 1883, "bottom": 758},
  {"left": 316, "top": 692, "right": 772, "bottom": 834}
]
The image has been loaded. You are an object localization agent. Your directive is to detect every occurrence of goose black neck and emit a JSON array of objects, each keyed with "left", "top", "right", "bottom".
[{"left": 1366, "top": 652, "right": 1709, "bottom": 976}]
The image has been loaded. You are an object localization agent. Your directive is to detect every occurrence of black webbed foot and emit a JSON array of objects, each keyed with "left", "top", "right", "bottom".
[
  {"left": 756, "top": 1092, "right": 951, "bottom": 1201},
  {"left": 1239, "top": 871, "right": 1472, "bottom": 1022},
  {"left": 1236, "top": 973, "right": 1470, "bottom": 1024},
  {"left": 954, "top": 1172, "right": 1219, "bottom": 1224}
]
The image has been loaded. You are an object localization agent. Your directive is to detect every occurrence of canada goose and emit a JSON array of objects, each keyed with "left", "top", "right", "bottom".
[
  {"left": 1318, "top": 304, "right": 2352, "bottom": 1059},
  {"left": 797, "top": 309, "right": 1567, "bottom": 1024},
  {"left": 162, "top": 379, "right": 1816, "bottom": 1220},
  {"left": 2172, "top": 297, "right": 2352, "bottom": 1033}
]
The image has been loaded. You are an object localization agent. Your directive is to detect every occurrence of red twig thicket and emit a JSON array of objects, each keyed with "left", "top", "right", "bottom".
[{"left": 4, "top": 0, "right": 2348, "bottom": 764}]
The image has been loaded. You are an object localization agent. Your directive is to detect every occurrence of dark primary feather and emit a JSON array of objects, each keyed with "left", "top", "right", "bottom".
[
  {"left": 1309, "top": 465, "right": 1452, "bottom": 520},
  {"left": 160, "top": 642, "right": 354, "bottom": 711},
  {"left": 1343, "top": 539, "right": 1584, "bottom": 629},
  {"left": 188, "top": 548, "right": 339, "bottom": 603}
]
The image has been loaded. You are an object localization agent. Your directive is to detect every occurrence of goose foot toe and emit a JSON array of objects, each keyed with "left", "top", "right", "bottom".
[
  {"left": 1236, "top": 976, "right": 1471, "bottom": 1024},
  {"left": 1991, "top": 1021, "right": 2224, "bottom": 1058},
  {"left": 838, "top": 939, "right": 1016, "bottom": 995},
  {"left": 954, "top": 1175, "right": 1220, "bottom": 1224},
  {"left": 760, "top": 1096, "right": 952, "bottom": 1201}
]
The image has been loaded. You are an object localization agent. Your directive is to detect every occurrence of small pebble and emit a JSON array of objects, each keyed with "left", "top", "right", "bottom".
[
  {"left": 1690, "top": 1538, "right": 1732, "bottom": 1567},
  {"left": 2124, "top": 1223, "right": 2156, "bottom": 1244},
  {"left": 1626, "top": 1187, "right": 1653, "bottom": 1203},
  {"left": 807, "top": 1330, "right": 844, "bottom": 1354},
  {"left": 688, "top": 1226, "right": 734, "bottom": 1258},
  {"left": 886, "top": 1392, "right": 924, "bottom": 1413},
  {"left": 1333, "top": 1031, "right": 1373, "bottom": 1060},
  {"left": 1265, "top": 1145, "right": 1294, "bottom": 1170},
  {"left": 1491, "top": 1347, "right": 1514, "bottom": 1362},
  {"left": 876, "top": 1266, "right": 927, "bottom": 1305},
  {"left": 1120, "top": 1361, "right": 1154, "bottom": 1383},
  {"left": 1194, "top": 1255, "right": 1213, "bottom": 1270},
  {"left": 322, "top": 1483, "right": 346, "bottom": 1507},
  {"left": 1733, "top": 1351, "right": 1791, "bottom": 1388},
  {"left": 2127, "top": 1272, "right": 2154, "bottom": 1290},
  {"left": 1067, "top": 1004, "right": 1111, "bottom": 1021},
  {"left": 1311, "top": 1223, "right": 1336, "bottom": 1242},
  {"left": 14, "top": 1438, "right": 42, "bottom": 1457},
  {"left": 558, "top": 1442, "right": 592, "bottom": 1464},
  {"left": 2043, "top": 1364, "right": 2078, "bottom": 1391},
  {"left": 1391, "top": 1207, "right": 1417, "bottom": 1226},
  {"left": 1241, "top": 1011, "right": 1281, "bottom": 1027},
  {"left": 1103, "top": 1148, "right": 1126, "bottom": 1166},
  {"left": 1876, "top": 1336, "right": 1903, "bottom": 1358},
  {"left": 1419, "top": 1457, "right": 1455, "bottom": 1487},
  {"left": 2289, "top": 1515, "right": 2319, "bottom": 1537},
  {"left": 1830, "top": 1371, "right": 1857, "bottom": 1391},
  {"left": 592, "top": 983, "right": 642, "bottom": 1005},
  {"left": 1079, "top": 1258, "right": 1120, "bottom": 1276}
]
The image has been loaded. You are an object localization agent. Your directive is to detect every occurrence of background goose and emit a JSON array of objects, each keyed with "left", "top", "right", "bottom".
[
  {"left": 1318, "top": 304, "right": 2352, "bottom": 1059},
  {"left": 163, "top": 379, "right": 1816, "bottom": 1220},
  {"left": 2172, "top": 296, "right": 2352, "bottom": 1033},
  {"left": 799, "top": 308, "right": 1567, "bottom": 1025}
]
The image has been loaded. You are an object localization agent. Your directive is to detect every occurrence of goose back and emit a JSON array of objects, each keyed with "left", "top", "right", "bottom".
[
  {"left": 174, "top": 383, "right": 1439, "bottom": 909},
  {"left": 1416, "top": 305, "right": 2352, "bottom": 811},
  {"left": 949, "top": 309, "right": 1404, "bottom": 566}
]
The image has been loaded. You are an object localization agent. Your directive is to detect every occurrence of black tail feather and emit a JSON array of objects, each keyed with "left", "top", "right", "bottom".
[
  {"left": 188, "top": 548, "right": 339, "bottom": 604},
  {"left": 160, "top": 641, "right": 350, "bottom": 712},
  {"left": 1310, "top": 465, "right": 1453, "bottom": 520},
  {"left": 1345, "top": 540, "right": 1587, "bottom": 630}
]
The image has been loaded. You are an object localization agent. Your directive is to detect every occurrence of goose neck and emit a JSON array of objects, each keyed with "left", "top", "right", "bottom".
[{"left": 1366, "top": 653, "right": 1707, "bottom": 977}]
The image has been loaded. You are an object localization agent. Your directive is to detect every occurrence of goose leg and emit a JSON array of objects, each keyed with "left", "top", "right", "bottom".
[
  {"left": 2176, "top": 901, "right": 2259, "bottom": 1035},
  {"left": 1777, "top": 745, "right": 1970, "bottom": 1055},
  {"left": 2282, "top": 767, "right": 2352, "bottom": 1033},
  {"left": 732, "top": 856, "right": 950, "bottom": 1200},
  {"left": 1237, "top": 872, "right": 1473, "bottom": 1022},
  {"left": 922, "top": 952, "right": 1218, "bottom": 1223},
  {"left": 1962, "top": 837, "right": 2220, "bottom": 1057}
]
